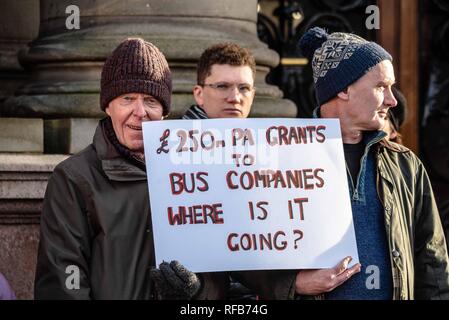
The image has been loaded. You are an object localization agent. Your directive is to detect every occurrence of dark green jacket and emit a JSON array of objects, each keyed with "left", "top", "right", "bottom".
[
  {"left": 234, "top": 139, "right": 449, "bottom": 300},
  {"left": 35, "top": 118, "right": 227, "bottom": 299},
  {"left": 376, "top": 140, "right": 449, "bottom": 299}
]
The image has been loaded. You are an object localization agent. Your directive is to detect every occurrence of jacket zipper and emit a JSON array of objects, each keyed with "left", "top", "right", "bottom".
[
  {"left": 347, "top": 138, "right": 380, "bottom": 200},
  {"left": 376, "top": 147, "right": 401, "bottom": 300}
]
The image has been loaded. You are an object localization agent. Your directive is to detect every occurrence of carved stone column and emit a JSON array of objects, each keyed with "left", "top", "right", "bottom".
[
  {"left": 3, "top": 0, "right": 296, "bottom": 123},
  {"left": 0, "top": 0, "right": 42, "bottom": 153},
  {"left": 0, "top": 0, "right": 39, "bottom": 107}
]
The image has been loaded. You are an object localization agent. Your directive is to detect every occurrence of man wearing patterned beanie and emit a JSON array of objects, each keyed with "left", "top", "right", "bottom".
[
  {"left": 35, "top": 38, "right": 226, "bottom": 299},
  {"left": 232, "top": 28, "right": 449, "bottom": 301},
  {"left": 288, "top": 27, "right": 449, "bottom": 300}
]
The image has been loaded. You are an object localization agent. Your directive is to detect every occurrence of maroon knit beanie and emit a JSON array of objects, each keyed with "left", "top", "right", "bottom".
[{"left": 100, "top": 38, "right": 172, "bottom": 115}]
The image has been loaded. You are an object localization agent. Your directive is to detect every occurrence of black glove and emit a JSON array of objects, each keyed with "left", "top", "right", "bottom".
[{"left": 150, "top": 260, "right": 201, "bottom": 300}]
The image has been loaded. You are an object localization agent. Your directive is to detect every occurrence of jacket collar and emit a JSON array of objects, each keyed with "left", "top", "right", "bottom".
[
  {"left": 93, "top": 118, "right": 147, "bottom": 182},
  {"left": 312, "top": 106, "right": 321, "bottom": 119},
  {"left": 182, "top": 104, "right": 209, "bottom": 119}
]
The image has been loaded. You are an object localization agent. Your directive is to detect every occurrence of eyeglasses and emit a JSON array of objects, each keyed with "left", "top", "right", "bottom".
[{"left": 200, "top": 82, "right": 255, "bottom": 97}]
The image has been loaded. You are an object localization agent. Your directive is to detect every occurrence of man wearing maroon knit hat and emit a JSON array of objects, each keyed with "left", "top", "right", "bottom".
[{"left": 35, "top": 38, "right": 225, "bottom": 300}]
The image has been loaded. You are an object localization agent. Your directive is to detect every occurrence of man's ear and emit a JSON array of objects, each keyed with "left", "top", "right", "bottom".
[
  {"left": 337, "top": 87, "right": 349, "bottom": 101},
  {"left": 193, "top": 85, "right": 204, "bottom": 106},
  {"left": 105, "top": 106, "right": 111, "bottom": 116}
]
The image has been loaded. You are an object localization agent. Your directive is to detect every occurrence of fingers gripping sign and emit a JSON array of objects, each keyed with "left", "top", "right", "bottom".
[
  {"left": 295, "top": 256, "right": 361, "bottom": 296},
  {"left": 150, "top": 260, "right": 202, "bottom": 300}
]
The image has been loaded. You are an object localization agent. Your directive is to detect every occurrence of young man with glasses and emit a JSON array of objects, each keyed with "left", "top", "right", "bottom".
[
  {"left": 185, "top": 42, "right": 257, "bottom": 299},
  {"left": 151, "top": 43, "right": 258, "bottom": 300},
  {"left": 183, "top": 42, "right": 256, "bottom": 120}
]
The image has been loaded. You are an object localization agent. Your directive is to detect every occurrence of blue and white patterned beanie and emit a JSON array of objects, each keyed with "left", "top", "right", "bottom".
[{"left": 298, "top": 27, "right": 392, "bottom": 106}]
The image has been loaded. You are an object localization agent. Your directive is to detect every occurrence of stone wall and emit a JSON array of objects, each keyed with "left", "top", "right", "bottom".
[{"left": 0, "top": 154, "right": 67, "bottom": 299}]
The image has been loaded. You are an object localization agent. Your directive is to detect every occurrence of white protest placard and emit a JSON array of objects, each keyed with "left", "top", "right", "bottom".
[{"left": 143, "top": 118, "right": 358, "bottom": 272}]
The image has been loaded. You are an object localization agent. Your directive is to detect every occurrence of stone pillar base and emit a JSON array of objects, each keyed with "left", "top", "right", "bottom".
[
  {"left": 44, "top": 118, "right": 100, "bottom": 154},
  {"left": 0, "top": 154, "right": 67, "bottom": 299},
  {"left": 0, "top": 118, "right": 43, "bottom": 153}
]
